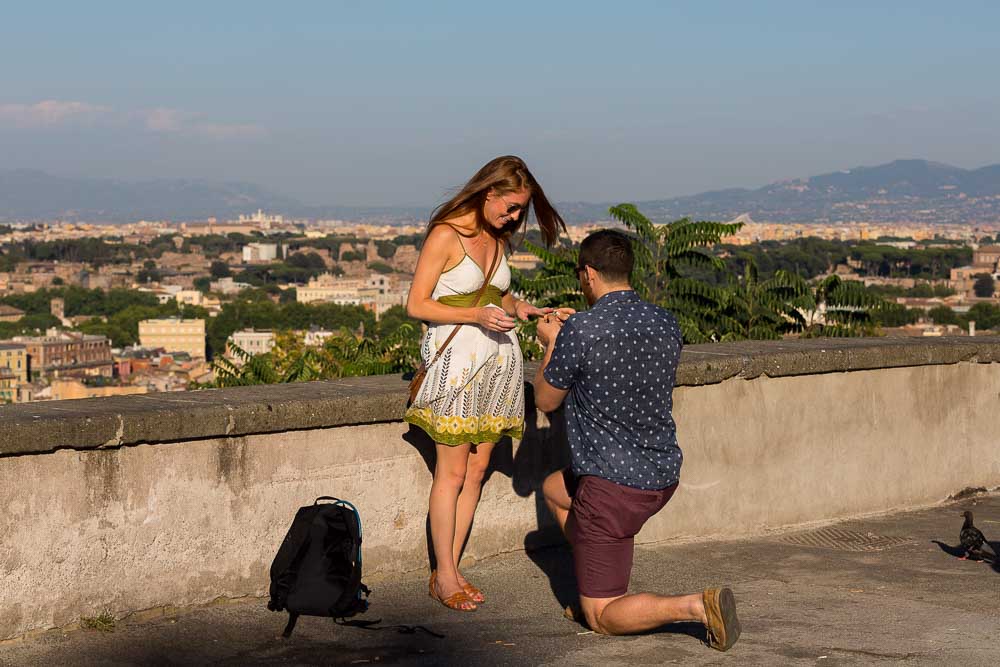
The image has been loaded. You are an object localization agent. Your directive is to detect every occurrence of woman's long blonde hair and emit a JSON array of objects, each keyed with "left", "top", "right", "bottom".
[{"left": 428, "top": 155, "right": 565, "bottom": 246}]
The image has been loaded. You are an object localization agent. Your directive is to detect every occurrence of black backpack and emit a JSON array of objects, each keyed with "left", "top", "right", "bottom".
[{"left": 267, "top": 496, "right": 370, "bottom": 637}]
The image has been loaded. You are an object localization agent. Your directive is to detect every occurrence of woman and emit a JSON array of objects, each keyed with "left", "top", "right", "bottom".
[{"left": 405, "top": 155, "right": 566, "bottom": 612}]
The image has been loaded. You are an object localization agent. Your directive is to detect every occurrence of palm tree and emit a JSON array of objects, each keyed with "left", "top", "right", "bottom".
[
  {"left": 799, "top": 275, "right": 887, "bottom": 337},
  {"left": 210, "top": 323, "right": 421, "bottom": 388},
  {"left": 719, "top": 259, "right": 808, "bottom": 340},
  {"left": 512, "top": 203, "right": 743, "bottom": 343}
]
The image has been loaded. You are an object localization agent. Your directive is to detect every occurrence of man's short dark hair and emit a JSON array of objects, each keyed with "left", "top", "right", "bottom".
[{"left": 577, "top": 229, "right": 634, "bottom": 283}]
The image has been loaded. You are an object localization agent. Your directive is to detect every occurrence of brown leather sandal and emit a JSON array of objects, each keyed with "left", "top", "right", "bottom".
[
  {"left": 429, "top": 571, "right": 477, "bottom": 612},
  {"left": 462, "top": 582, "right": 485, "bottom": 603}
]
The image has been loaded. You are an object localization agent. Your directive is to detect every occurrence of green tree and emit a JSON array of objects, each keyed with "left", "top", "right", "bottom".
[
  {"left": 368, "top": 261, "right": 394, "bottom": 274},
  {"left": 973, "top": 273, "right": 995, "bottom": 298},
  {"left": 341, "top": 250, "right": 366, "bottom": 262},
  {"left": 928, "top": 305, "right": 958, "bottom": 325},
  {"left": 211, "top": 323, "right": 420, "bottom": 387},
  {"left": 874, "top": 304, "right": 920, "bottom": 328},
  {"left": 16, "top": 313, "right": 60, "bottom": 333},
  {"left": 376, "top": 241, "right": 397, "bottom": 259},
  {"left": 719, "top": 260, "right": 807, "bottom": 340},
  {"left": 286, "top": 252, "right": 327, "bottom": 271},
  {"left": 210, "top": 260, "right": 232, "bottom": 279},
  {"left": 513, "top": 204, "right": 743, "bottom": 345},
  {"left": 607, "top": 204, "right": 743, "bottom": 342},
  {"left": 799, "top": 275, "right": 886, "bottom": 337},
  {"left": 965, "top": 302, "right": 1000, "bottom": 330}
]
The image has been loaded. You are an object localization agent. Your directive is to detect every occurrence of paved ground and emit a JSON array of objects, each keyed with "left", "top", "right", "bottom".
[{"left": 2, "top": 495, "right": 998, "bottom": 666}]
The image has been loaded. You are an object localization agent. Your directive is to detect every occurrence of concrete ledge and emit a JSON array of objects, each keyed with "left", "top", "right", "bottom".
[{"left": 2, "top": 336, "right": 999, "bottom": 457}]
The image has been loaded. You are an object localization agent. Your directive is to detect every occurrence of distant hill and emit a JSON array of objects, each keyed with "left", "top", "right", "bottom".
[
  {"left": 2, "top": 159, "right": 999, "bottom": 225},
  {"left": 0, "top": 169, "right": 309, "bottom": 222},
  {"left": 622, "top": 159, "right": 1000, "bottom": 225}
]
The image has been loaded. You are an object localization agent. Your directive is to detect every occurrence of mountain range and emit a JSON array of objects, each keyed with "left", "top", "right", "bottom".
[{"left": 2, "top": 159, "right": 999, "bottom": 225}]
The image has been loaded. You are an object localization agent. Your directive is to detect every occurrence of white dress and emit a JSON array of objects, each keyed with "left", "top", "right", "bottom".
[{"left": 404, "top": 248, "right": 525, "bottom": 445}]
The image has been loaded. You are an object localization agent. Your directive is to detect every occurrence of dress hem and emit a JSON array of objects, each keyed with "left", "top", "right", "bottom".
[{"left": 404, "top": 412, "right": 524, "bottom": 446}]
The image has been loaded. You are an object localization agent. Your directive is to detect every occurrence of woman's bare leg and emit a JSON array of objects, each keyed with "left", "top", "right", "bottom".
[
  {"left": 429, "top": 442, "right": 475, "bottom": 609},
  {"left": 452, "top": 441, "right": 495, "bottom": 594}
]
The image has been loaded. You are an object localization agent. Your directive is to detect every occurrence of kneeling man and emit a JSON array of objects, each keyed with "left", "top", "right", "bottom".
[{"left": 534, "top": 229, "right": 740, "bottom": 652}]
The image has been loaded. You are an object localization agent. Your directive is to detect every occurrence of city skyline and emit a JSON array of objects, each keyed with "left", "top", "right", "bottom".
[{"left": 2, "top": 2, "right": 999, "bottom": 206}]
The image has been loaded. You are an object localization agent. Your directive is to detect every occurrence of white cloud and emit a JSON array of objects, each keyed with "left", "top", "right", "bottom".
[
  {"left": 142, "top": 107, "right": 266, "bottom": 140},
  {"left": 142, "top": 107, "right": 197, "bottom": 133},
  {"left": 0, "top": 100, "right": 266, "bottom": 140},
  {"left": 0, "top": 100, "right": 112, "bottom": 127}
]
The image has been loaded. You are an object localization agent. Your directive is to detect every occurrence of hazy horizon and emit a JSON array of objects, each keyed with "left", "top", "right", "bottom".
[{"left": 3, "top": 1, "right": 999, "bottom": 207}]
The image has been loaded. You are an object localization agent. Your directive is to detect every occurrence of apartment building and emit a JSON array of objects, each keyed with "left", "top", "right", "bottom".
[
  {"left": 10, "top": 331, "right": 113, "bottom": 380},
  {"left": 0, "top": 343, "right": 28, "bottom": 383},
  {"left": 227, "top": 329, "right": 275, "bottom": 363},
  {"left": 138, "top": 318, "right": 207, "bottom": 359}
]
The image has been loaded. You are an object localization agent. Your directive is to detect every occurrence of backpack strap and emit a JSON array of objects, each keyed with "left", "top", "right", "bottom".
[
  {"left": 330, "top": 503, "right": 368, "bottom": 618},
  {"left": 268, "top": 505, "right": 318, "bottom": 611}
]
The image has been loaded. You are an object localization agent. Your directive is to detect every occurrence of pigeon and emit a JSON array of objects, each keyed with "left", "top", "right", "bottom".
[{"left": 959, "top": 511, "right": 997, "bottom": 563}]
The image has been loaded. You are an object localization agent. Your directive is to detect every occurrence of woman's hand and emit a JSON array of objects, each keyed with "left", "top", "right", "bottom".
[
  {"left": 476, "top": 307, "right": 517, "bottom": 332},
  {"left": 514, "top": 300, "right": 552, "bottom": 321}
]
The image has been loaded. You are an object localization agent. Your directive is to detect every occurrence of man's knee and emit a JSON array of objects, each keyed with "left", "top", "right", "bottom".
[
  {"left": 579, "top": 595, "right": 619, "bottom": 635},
  {"left": 542, "top": 469, "right": 571, "bottom": 509}
]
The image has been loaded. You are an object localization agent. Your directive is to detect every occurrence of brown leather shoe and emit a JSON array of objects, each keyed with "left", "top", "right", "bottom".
[{"left": 703, "top": 587, "right": 741, "bottom": 651}]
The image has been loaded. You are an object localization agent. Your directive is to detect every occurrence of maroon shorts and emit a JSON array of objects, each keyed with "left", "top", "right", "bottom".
[{"left": 565, "top": 470, "right": 677, "bottom": 599}]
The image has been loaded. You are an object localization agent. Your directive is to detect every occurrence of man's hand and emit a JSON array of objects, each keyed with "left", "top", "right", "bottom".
[
  {"left": 553, "top": 307, "right": 575, "bottom": 322},
  {"left": 536, "top": 313, "right": 563, "bottom": 347}
]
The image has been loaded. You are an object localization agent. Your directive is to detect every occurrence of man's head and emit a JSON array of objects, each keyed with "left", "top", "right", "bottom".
[{"left": 576, "top": 229, "right": 634, "bottom": 305}]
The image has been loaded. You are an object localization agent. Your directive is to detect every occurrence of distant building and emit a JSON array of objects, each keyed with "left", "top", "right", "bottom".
[
  {"left": 12, "top": 331, "right": 113, "bottom": 380},
  {"left": 237, "top": 209, "right": 285, "bottom": 228},
  {"left": 138, "top": 318, "right": 206, "bottom": 359},
  {"left": 47, "top": 378, "right": 147, "bottom": 401},
  {"left": 303, "top": 327, "right": 336, "bottom": 347},
  {"left": 175, "top": 289, "right": 209, "bottom": 307},
  {"left": 0, "top": 367, "right": 19, "bottom": 403},
  {"left": 242, "top": 242, "right": 279, "bottom": 263},
  {"left": 508, "top": 251, "right": 541, "bottom": 271},
  {"left": 0, "top": 304, "right": 24, "bottom": 322},
  {"left": 50, "top": 297, "right": 65, "bottom": 321},
  {"left": 296, "top": 272, "right": 408, "bottom": 318},
  {"left": 227, "top": 329, "right": 275, "bottom": 362},
  {"left": 209, "top": 276, "right": 253, "bottom": 295},
  {"left": 974, "top": 245, "right": 1000, "bottom": 268},
  {"left": 949, "top": 246, "right": 1000, "bottom": 297},
  {"left": 0, "top": 343, "right": 28, "bottom": 384}
]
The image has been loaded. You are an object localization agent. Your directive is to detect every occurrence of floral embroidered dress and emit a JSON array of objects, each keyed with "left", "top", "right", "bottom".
[{"left": 404, "top": 245, "right": 525, "bottom": 446}]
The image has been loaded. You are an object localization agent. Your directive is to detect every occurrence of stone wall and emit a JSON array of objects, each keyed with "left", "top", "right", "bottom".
[{"left": 1, "top": 337, "right": 999, "bottom": 641}]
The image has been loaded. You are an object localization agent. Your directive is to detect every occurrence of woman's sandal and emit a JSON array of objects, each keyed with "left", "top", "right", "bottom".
[
  {"left": 428, "top": 571, "right": 477, "bottom": 612},
  {"left": 462, "top": 582, "right": 485, "bottom": 604}
]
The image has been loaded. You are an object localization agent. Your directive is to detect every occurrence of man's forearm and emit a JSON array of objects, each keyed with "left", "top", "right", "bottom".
[{"left": 534, "top": 342, "right": 555, "bottom": 387}]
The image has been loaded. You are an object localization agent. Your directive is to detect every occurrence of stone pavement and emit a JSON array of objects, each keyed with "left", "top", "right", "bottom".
[{"left": 2, "top": 495, "right": 998, "bottom": 666}]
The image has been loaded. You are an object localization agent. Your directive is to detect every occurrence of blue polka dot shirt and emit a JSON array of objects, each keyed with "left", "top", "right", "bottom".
[{"left": 543, "top": 290, "right": 683, "bottom": 491}]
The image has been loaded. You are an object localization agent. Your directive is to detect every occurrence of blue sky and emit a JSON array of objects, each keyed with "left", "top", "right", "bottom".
[{"left": 2, "top": 1, "right": 999, "bottom": 206}]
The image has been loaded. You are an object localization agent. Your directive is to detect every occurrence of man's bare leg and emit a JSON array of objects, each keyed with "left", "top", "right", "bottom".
[
  {"left": 542, "top": 468, "right": 572, "bottom": 538},
  {"left": 580, "top": 592, "right": 707, "bottom": 635}
]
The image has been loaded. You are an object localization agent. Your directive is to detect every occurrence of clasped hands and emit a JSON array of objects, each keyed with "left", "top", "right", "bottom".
[{"left": 536, "top": 308, "right": 573, "bottom": 346}]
